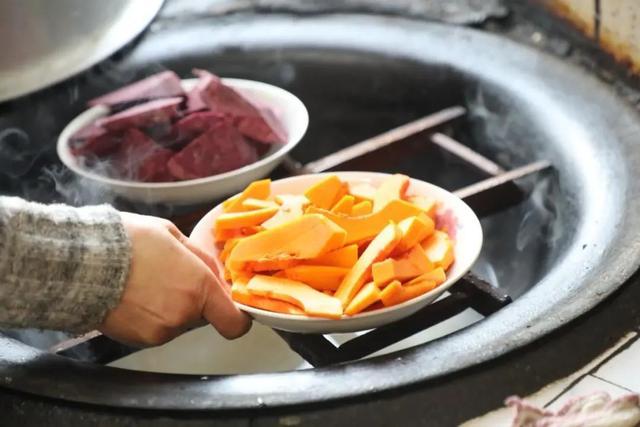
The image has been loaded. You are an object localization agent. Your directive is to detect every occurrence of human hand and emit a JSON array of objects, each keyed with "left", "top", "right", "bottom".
[{"left": 99, "top": 212, "right": 251, "bottom": 346}]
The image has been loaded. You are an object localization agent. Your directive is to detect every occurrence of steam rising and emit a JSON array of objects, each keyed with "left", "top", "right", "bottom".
[
  {"left": 516, "top": 173, "right": 562, "bottom": 252},
  {"left": 0, "top": 128, "right": 41, "bottom": 179}
]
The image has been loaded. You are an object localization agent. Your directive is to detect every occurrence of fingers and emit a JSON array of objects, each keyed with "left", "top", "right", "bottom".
[
  {"left": 180, "top": 234, "right": 224, "bottom": 280},
  {"left": 163, "top": 220, "right": 223, "bottom": 279},
  {"left": 119, "top": 214, "right": 250, "bottom": 341},
  {"left": 200, "top": 270, "right": 252, "bottom": 339}
]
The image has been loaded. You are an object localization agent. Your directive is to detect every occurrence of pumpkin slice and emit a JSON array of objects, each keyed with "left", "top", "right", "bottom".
[
  {"left": 421, "top": 230, "right": 455, "bottom": 270},
  {"left": 215, "top": 207, "right": 278, "bottom": 230},
  {"left": 223, "top": 267, "right": 232, "bottom": 282},
  {"left": 392, "top": 214, "right": 435, "bottom": 255},
  {"left": 242, "top": 198, "right": 279, "bottom": 210},
  {"left": 348, "top": 182, "right": 377, "bottom": 202},
  {"left": 371, "top": 245, "right": 433, "bottom": 287},
  {"left": 227, "top": 214, "right": 347, "bottom": 271},
  {"left": 247, "top": 275, "right": 343, "bottom": 319},
  {"left": 308, "top": 199, "right": 422, "bottom": 245},
  {"left": 407, "top": 195, "right": 438, "bottom": 219},
  {"left": 223, "top": 179, "right": 271, "bottom": 212},
  {"left": 331, "top": 195, "right": 356, "bottom": 214},
  {"left": 262, "top": 194, "right": 310, "bottom": 229},
  {"left": 219, "top": 238, "right": 240, "bottom": 262},
  {"left": 350, "top": 200, "right": 373, "bottom": 216},
  {"left": 222, "top": 194, "right": 241, "bottom": 209},
  {"left": 232, "top": 278, "right": 304, "bottom": 315},
  {"left": 380, "top": 279, "right": 437, "bottom": 307},
  {"left": 304, "top": 175, "right": 345, "bottom": 209},
  {"left": 214, "top": 226, "right": 264, "bottom": 242},
  {"left": 372, "top": 174, "right": 410, "bottom": 212},
  {"left": 405, "top": 266, "right": 447, "bottom": 286},
  {"left": 304, "top": 244, "right": 358, "bottom": 268},
  {"left": 363, "top": 301, "right": 385, "bottom": 312},
  {"left": 283, "top": 265, "right": 349, "bottom": 291},
  {"left": 334, "top": 222, "right": 401, "bottom": 307},
  {"left": 345, "top": 282, "right": 380, "bottom": 316}
]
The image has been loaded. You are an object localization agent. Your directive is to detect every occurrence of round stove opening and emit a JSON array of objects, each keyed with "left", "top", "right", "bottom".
[{"left": 2, "top": 14, "right": 640, "bottom": 410}]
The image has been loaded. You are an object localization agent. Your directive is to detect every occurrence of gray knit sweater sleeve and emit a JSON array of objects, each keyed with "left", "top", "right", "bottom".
[{"left": 0, "top": 197, "right": 131, "bottom": 333}]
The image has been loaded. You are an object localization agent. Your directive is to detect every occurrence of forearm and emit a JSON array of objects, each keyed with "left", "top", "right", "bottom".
[{"left": 0, "top": 197, "right": 131, "bottom": 333}]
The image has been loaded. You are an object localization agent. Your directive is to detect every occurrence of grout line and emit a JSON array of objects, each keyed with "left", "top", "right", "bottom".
[
  {"left": 544, "top": 373, "right": 591, "bottom": 408},
  {"left": 585, "top": 332, "right": 640, "bottom": 376},
  {"left": 591, "top": 374, "right": 637, "bottom": 394}
]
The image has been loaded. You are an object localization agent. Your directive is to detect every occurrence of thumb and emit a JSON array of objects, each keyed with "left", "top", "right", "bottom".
[{"left": 201, "top": 271, "right": 251, "bottom": 339}]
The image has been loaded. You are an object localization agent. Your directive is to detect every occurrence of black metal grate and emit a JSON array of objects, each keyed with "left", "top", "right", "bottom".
[{"left": 47, "top": 105, "right": 552, "bottom": 367}]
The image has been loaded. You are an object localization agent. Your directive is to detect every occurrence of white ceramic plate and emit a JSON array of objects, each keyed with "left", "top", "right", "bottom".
[
  {"left": 57, "top": 78, "right": 309, "bottom": 205},
  {"left": 190, "top": 172, "right": 483, "bottom": 334}
]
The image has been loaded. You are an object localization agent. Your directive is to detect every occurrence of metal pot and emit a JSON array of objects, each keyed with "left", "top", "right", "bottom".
[{"left": 0, "top": 0, "right": 164, "bottom": 103}]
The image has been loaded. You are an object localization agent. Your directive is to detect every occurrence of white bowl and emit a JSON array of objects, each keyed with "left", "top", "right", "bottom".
[
  {"left": 190, "top": 172, "right": 483, "bottom": 334},
  {"left": 57, "top": 78, "right": 309, "bottom": 205}
]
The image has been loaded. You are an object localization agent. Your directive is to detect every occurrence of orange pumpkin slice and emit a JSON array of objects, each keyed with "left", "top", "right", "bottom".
[
  {"left": 227, "top": 214, "right": 347, "bottom": 271},
  {"left": 283, "top": 265, "right": 349, "bottom": 291},
  {"left": 304, "top": 175, "right": 345, "bottom": 210},
  {"left": 372, "top": 174, "right": 410, "bottom": 212},
  {"left": 348, "top": 182, "right": 377, "bottom": 202},
  {"left": 219, "top": 238, "right": 240, "bottom": 262},
  {"left": 407, "top": 195, "right": 438, "bottom": 219},
  {"left": 262, "top": 194, "right": 310, "bottom": 229},
  {"left": 392, "top": 214, "right": 435, "bottom": 255},
  {"left": 421, "top": 230, "right": 455, "bottom": 270},
  {"left": 304, "top": 244, "right": 358, "bottom": 268},
  {"left": 345, "top": 282, "right": 380, "bottom": 315},
  {"left": 380, "top": 279, "right": 437, "bottom": 307},
  {"left": 215, "top": 207, "right": 278, "bottom": 230},
  {"left": 308, "top": 199, "right": 422, "bottom": 245},
  {"left": 405, "top": 267, "right": 447, "bottom": 287},
  {"left": 246, "top": 275, "right": 343, "bottom": 319},
  {"left": 241, "top": 198, "right": 279, "bottom": 210},
  {"left": 223, "top": 179, "right": 271, "bottom": 212},
  {"left": 232, "top": 277, "right": 304, "bottom": 315},
  {"left": 350, "top": 200, "right": 373, "bottom": 216},
  {"left": 214, "top": 226, "right": 264, "bottom": 242},
  {"left": 334, "top": 222, "right": 401, "bottom": 307},
  {"left": 371, "top": 245, "right": 433, "bottom": 287},
  {"left": 331, "top": 195, "right": 356, "bottom": 214}
]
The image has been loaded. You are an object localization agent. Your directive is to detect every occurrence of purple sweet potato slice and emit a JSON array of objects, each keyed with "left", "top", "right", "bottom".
[
  {"left": 192, "top": 69, "right": 285, "bottom": 144},
  {"left": 170, "top": 111, "right": 229, "bottom": 144},
  {"left": 88, "top": 71, "right": 185, "bottom": 107},
  {"left": 69, "top": 123, "right": 122, "bottom": 158},
  {"left": 96, "top": 97, "right": 183, "bottom": 132},
  {"left": 113, "top": 128, "right": 173, "bottom": 182},
  {"left": 236, "top": 107, "right": 287, "bottom": 144},
  {"left": 137, "top": 149, "right": 174, "bottom": 182},
  {"left": 185, "top": 72, "right": 217, "bottom": 113},
  {"left": 167, "top": 121, "right": 257, "bottom": 180}
]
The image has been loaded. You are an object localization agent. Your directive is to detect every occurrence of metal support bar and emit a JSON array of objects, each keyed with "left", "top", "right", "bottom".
[
  {"left": 431, "top": 132, "right": 505, "bottom": 176},
  {"left": 302, "top": 106, "right": 466, "bottom": 173},
  {"left": 275, "top": 275, "right": 509, "bottom": 367},
  {"left": 455, "top": 160, "right": 551, "bottom": 217}
]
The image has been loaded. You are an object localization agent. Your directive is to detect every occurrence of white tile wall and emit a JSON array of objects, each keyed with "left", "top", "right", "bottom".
[{"left": 595, "top": 338, "right": 640, "bottom": 393}]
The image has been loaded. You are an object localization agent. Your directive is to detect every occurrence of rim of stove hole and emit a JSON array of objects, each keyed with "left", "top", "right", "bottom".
[{"left": 3, "top": 14, "right": 640, "bottom": 410}]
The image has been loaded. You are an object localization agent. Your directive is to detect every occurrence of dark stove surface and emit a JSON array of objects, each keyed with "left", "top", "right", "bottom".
[{"left": 3, "top": 1, "right": 640, "bottom": 426}]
